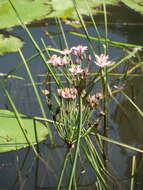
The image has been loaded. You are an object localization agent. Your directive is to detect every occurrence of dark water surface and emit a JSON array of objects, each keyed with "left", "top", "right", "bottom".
[{"left": 0, "top": 5, "right": 143, "bottom": 190}]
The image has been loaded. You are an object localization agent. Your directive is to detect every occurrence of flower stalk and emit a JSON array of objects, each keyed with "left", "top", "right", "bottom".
[{"left": 68, "top": 94, "right": 83, "bottom": 190}]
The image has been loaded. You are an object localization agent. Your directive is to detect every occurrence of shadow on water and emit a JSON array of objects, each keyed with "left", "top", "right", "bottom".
[
  {"left": 113, "top": 77, "right": 143, "bottom": 145},
  {"left": 1, "top": 4, "right": 143, "bottom": 190}
]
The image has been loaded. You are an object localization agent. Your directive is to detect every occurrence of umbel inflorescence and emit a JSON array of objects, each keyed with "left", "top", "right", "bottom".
[
  {"left": 46, "top": 44, "right": 113, "bottom": 99},
  {"left": 42, "top": 45, "right": 114, "bottom": 145}
]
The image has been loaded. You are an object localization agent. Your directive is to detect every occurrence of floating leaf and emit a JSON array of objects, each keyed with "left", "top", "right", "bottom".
[
  {"left": 0, "top": 0, "right": 120, "bottom": 29},
  {"left": 0, "top": 34, "right": 23, "bottom": 55},
  {"left": 121, "top": 0, "right": 143, "bottom": 15},
  {"left": 49, "top": 0, "right": 143, "bottom": 18},
  {"left": 0, "top": 0, "right": 143, "bottom": 30},
  {"left": 0, "top": 0, "right": 52, "bottom": 29},
  {"left": 48, "top": 0, "right": 119, "bottom": 18},
  {"left": 0, "top": 110, "right": 49, "bottom": 152}
]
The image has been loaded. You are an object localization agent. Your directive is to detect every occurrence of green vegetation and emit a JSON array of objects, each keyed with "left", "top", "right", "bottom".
[
  {"left": 0, "top": 0, "right": 143, "bottom": 54},
  {"left": 0, "top": 33, "right": 23, "bottom": 55},
  {"left": 0, "top": 109, "right": 48, "bottom": 152},
  {"left": 0, "top": 0, "right": 143, "bottom": 189},
  {"left": 0, "top": 0, "right": 142, "bottom": 29}
]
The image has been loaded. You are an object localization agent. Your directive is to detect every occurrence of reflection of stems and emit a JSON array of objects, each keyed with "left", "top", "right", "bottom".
[
  {"left": 57, "top": 148, "right": 71, "bottom": 190},
  {"left": 68, "top": 95, "right": 83, "bottom": 190},
  {"left": 11, "top": 148, "right": 31, "bottom": 190},
  {"left": 33, "top": 119, "right": 41, "bottom": 188}
]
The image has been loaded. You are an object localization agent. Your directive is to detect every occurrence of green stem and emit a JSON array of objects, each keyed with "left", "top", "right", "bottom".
[
  {"left": 130, "top": 155, "right": 136, "bottom": 190},
  {"left": 19, "top": 49, "right": 53, "bottom": 142},
  {"left": 102, "top": 0, "right": 108, "bottom": 51},
  {"left": 101, "top": 68, "right": 108, "bottom": 161},
  {"left": 8, "top": 0, "right": 62, "bottom": 88},
  {"left": 68, "top": 95, "right": 83, "bottom": 190}
]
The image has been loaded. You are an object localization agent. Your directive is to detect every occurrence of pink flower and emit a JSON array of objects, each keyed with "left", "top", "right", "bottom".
[
  {"left": 48, "top": 55, "right": 69, "bottom": 66},
  {"left": 71, "top": 45, "right": 88, "bottom": 56},
  {"left": 61, "top": 56, "right": 69, "bottom": 65},
  {"left": 86, "top": 95, "right": 99, "bottom": 108},
  {"left": 57, "top": 88, "right": 77, "bottom": 99},
  {"left": 48, "top": 55, "right": 61, "bottom": 67},
  {"left": 94, "top": 54, "right": 113, "bottom": 68},
  {"left": 69, "top": 65, "right": 84, "bottom": 75},
  {"left": 60, "top": 49, "right": 72, "bottom": 55}
]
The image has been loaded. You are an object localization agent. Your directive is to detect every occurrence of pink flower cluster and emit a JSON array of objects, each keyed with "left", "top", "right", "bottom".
[
  {"left": 69, "top": 65, "right": 83, "bottom": 75},
  {"left": 86, "top": 95, "right": 99, "bottom": 108},
  {"left": 48, "top": 45, "right": 114, "bottom": 70},
  {"left": 48, "top": 45, "right": 88, "bottom": 67},
  {"left": 57, "top": 88, "right": 77, "bottom": 99},
  {"left": 71, "top": 45, "right": 88, "bottom": 57},
  {"left": 48, "top": 55, "right": 69, "bottom": 67},
  {"left": 86, "top": 93, "right": 103, "bottom": 108}
]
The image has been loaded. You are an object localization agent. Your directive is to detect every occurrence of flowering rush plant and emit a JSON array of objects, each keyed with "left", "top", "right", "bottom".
[{"left": 42, "top": 45, "right": 114, "bottom": 146}]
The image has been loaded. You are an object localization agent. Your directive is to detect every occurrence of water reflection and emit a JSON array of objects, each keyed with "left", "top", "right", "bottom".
[
  {"left": 110, "top": 76, "right": 143, "bottom": 189},
  {"left": 95, "top": 5, "right": 143, "bottom": 45},
  {"left": 113, "top": 77, "right": 143, "bottom": 145}
]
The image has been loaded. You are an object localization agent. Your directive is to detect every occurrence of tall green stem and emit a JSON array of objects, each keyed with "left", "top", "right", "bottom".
[
  {"left": 68, "top": 95, "right": 83, "bottom": 190},
  {"left": 101, "top": 68, "right": 108, "bottom": 163}
]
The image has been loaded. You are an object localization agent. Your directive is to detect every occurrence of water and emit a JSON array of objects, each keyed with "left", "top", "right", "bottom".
[{"left": 0, "top": 4, "right": 143, "bottom": 190}]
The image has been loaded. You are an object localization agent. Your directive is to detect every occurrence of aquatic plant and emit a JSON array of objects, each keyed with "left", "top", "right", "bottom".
[{"left": 0, "top": 0, "right": 143, "bottom": 190}]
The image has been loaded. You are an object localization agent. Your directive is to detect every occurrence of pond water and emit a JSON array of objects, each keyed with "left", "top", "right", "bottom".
[{"left": 0, "top": 4, "right": 143, "bottom": 190}]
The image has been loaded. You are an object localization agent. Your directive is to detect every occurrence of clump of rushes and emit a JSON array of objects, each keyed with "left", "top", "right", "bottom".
[{"left": 42, "top": 45, "right": 114, "bottom": 147}]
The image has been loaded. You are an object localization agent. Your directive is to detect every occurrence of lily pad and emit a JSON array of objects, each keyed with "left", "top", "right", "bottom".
[
  {"left": 0, "top": 0, "right": 120, "bottom": 29},
  {"left": 48, "top": 0, "right": 119, "bottom": 18},
  {"left": 0, "top": 109, "right": 49, "bottom": 152},
  {"left": 0, "top": 0, "right": 52, "bottom": 29},
  {"left": 49, "top": 0, "right": 143, "bottom": 18},
  {"left": 0, "top": 0, "right": 143, "bottom": 30},
  {"left": 0, "top": 33, "right": 23, "bottom": 55},
  {"left": 121, "top": 0, "right": 143, "bottom": 14}
]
